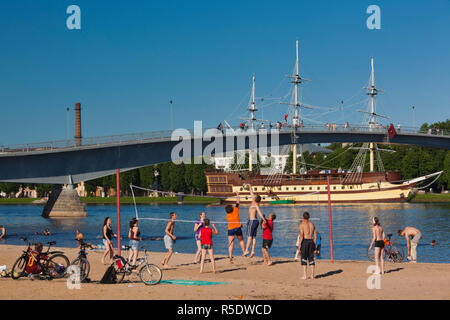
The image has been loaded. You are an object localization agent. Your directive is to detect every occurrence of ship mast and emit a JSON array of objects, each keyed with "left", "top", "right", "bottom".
[
  {"left": 248, "top": 74, "right": 257, "bottom": 171},
  {"left": 287, "top": 40, "right": 310, "bottom": 174}
]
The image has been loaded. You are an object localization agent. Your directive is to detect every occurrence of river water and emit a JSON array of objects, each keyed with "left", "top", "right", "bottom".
[{"left": 0, "top": 203, "right": 448, "bottom": 263}]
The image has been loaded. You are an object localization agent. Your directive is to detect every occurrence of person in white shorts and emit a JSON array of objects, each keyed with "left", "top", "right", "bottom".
[{"left": 161, "top": 212, "right": 177, "bottom": 267}]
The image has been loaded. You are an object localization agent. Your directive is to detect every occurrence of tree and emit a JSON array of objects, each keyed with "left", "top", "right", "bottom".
[{"left": 0, "top": 182, "right": 20, "bottom": 197}]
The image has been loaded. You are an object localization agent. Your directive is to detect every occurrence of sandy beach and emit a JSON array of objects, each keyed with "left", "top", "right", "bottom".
[{"left": 0, "top": 245, "right": 449, "bottom": 300}]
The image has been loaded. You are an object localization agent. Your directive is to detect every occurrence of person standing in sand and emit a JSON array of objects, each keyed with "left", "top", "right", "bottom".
[
  {"left": 243, "top": 184, "right": 267, "bottom": 258},
  {"left": 161, "top": 212, "right": 177, "bottom": 267},
  {"left": 368, "top": 217, "right": 385, "bottom": 274},
  {"left": 102, "top": 217, "right": 117, "bottom": 265},
  {"left": 398, "top": 226, "right": 422, "bottom": 263},
  {"left": 194, "top": 212, "right": 206, "bottom": 264},
  {"left": 199, "top": 218, "right": 219, "bottom": 273},
  {"left": 298, "top": 212, "right": 317, "bottom": 280},
  {"left": 226, "top": 192, "right": 246, "bottom": 264},
  {"left": 261, "top": 213, "right": 276, "bottom": 265}
]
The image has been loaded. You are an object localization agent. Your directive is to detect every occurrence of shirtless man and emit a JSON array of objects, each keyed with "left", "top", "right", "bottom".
[
  {"left": 398, "top": 226, "right": 422, "bottom": 263},
  {"left": 243, "top": 184, "right": 267, "bottom": 258},
  {"left": 0, "top": 225, "right": 5, "bottom": 239},
  {"left": 298, "top": 212, "right": 317, "bottom": 280}
]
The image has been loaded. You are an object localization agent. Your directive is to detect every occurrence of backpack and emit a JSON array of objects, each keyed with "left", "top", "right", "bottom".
[{"left": 100, "top": 265, "right": 117, "bottom": 284}]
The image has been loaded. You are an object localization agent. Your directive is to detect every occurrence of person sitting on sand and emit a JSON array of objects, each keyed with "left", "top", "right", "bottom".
[
  {"left": 199, "top": 218, "right": 219, "bottom": 274},
  {"left": 243, "top": 184, "right": 267, "bottom": 258},
  {"left": 299, "top": 212, "right": 317, "bottom": 280},
  {"left": 398, "top": 226, "right": 422, "bottom": 263},
  {"left": 226, "top": 192, "right": 246, "bottom": 264},
  {"left": 0, "top": 225, "right": 6, "bottom": 239},
  {"left": 161, "top": 212, "right": 177, "bottom": 268},
  {"left": 261, "top": 213, "right": 276, "bottom": 266}
]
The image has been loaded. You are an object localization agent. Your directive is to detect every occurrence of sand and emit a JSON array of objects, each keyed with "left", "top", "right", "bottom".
[{"left": 0, "top": 244, "right": 449, "bottom": 300}]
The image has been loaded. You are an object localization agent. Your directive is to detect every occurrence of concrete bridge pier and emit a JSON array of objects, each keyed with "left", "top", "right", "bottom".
[{"left": 42, "top": 184, "right": 87, "bottom": 218}]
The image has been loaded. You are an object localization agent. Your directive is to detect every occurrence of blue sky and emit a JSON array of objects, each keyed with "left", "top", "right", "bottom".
[{"left": 0, "top": 0, "right": 449, "bottom": 145}]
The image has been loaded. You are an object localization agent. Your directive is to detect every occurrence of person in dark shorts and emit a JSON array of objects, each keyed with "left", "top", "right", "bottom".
[
  {"left": 226, "top": 192, "right": 246, "bottom": 264},
  {"left": 299, "top": 212, "right": 317, "bottom": 280},
  {"left": 199, "top": 218, "right": 219, "bottom": 273},
  {"left": 261, "top": 213, "right": 276, "bottom": 266},
  {"left": 369, "top": 217, "right": 386, "bottom": 274}
]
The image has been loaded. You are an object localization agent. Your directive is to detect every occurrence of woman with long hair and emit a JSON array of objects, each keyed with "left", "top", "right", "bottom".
[
  {"left": 128, "top": 218, "right": 142, "bottom": 267},
  {"left": 102, "top": 217, "right": 116, "bottom": 265},
  {"left": 368, "top": 217, "right": 386, "bottom": 275},
  {"left": 193, "top": 212, "right": 206, "bottom": 263}
]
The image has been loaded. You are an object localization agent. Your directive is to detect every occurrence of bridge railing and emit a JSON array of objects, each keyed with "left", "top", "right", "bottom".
[{"left": 0, "top": 124, "right": 448, "bottom": 154}]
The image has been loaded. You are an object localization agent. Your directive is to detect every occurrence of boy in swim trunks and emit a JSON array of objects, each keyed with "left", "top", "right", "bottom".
[
  {"left": 261, "top": 213, "right": 276, "bottom": 266},
  {"left": 244, "top": 184, "right": 267, "bottom": 258},
  {"left": 226, "top": 192, "right": 246, "bottom": 264},
  {"left": 199, "top": 218, "right": 219, "bottom": 273},
  {"left": 299, "top": 212, "right": 317, "bottom": 280},
  {"left": 161, "top": 212, "right": 177, "bottom": 267}
]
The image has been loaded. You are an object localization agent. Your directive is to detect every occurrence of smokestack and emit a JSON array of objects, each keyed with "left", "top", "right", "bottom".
[{"left": 75, "top": 102, "right": 82, "bottom": 146}]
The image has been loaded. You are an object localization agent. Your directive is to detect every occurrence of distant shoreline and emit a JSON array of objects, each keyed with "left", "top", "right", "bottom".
[{"left": 0, "top": 193, "right": 449, "bottom": 205}]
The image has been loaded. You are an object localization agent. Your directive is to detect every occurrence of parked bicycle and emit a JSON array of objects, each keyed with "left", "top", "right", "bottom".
[
  {"left": 69, "top": 240, "right": 90, "bottom": 282},
  {"left": 112, "top": 245, "right": 162, "bottom": 285},
  {"left": 367, "top": 233, "right": 404, "bottom": 263},
  {"left": 11, "top": 237, "right": 70, "bottom": 279}
]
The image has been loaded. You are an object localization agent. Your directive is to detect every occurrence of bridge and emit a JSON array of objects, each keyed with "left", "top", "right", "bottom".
[{"left": 0, "top": 124, "right": 449, "bottom": 184}]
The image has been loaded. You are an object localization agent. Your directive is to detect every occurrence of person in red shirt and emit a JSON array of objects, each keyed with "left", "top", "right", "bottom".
[
  {"left": 261, "top": 213, "right": 276, "bottom": 266},
  {"left": 199, "top": 218, "right": 219, "bottom": 274}
]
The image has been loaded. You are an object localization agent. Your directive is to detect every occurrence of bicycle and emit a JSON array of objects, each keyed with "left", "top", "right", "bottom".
[
  {"left": 112, "top": 245, "right": 162, "bottom": 285},
  {"left": 367, "top": 233, "right": 404, "bottom": 263},
  {"left": 69, "top": 241, "right": 90, "bottom": 282},
  {"left": 11, "top": 237, "right": 70, "bottom": 280}
]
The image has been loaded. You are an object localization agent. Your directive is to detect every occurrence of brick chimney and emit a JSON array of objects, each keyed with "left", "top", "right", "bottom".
[{"left": 75, "top": 102, "right": 82, "bottom": 146}]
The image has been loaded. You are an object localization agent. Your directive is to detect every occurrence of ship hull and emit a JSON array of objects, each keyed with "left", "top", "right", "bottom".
[{"left": 205, "top": 170, "right": 414, "bottom": 204}]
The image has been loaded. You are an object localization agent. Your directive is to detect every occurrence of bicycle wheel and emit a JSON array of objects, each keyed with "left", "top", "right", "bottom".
[
  {"left": 390, "top": 246, "right": 404, "bottom": 263},
  {"left": 366, "top": 247, "right": 374, "bottom": 261},
  {"left": 11, "top": 256, "right": 27, "bottom": 280},
  {"left": 139, "top": 264, "right": 162, "bottom": 285},
  {"left": 112, "top": 259, "right": 126, "bottom": 283},
  {"left": 71, "top": 257, "right": 90, "bottom": 282},
  {"left": 47, "top": 254, "right": 70, "bottom": 278}
]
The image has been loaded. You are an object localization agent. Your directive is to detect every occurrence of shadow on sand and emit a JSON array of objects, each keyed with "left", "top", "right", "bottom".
[{"left": 314, "top": 269, "right": 343, "bottom": 279}]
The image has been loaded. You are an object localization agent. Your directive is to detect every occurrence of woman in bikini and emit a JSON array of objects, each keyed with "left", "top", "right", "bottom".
[
  {"left": 128, "top": 218, "right": 142, "bottom": 267},
  {"left": 194, "top": 212, "right": 206, "bottom": 264},
  {"left": 101, "top": 217, "right": 116, "bottom": 265},
  {"left": 368, "top": 217, "right": 386, "bottom": 275}
]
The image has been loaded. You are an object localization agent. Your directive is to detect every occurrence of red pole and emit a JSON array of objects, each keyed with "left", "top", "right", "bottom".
[
  {"left": 116, "top": 168, "right": 121, "bottom": 256},
  {"left": 327, "top": 175, "right": 334, "bottom": 263}
]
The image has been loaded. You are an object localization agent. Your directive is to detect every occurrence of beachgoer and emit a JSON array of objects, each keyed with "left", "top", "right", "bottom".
[
  {"left": 101, "top": 217, "right": 117, "bottom": 265},
  {"left": 199, "top": 218, "right": 219, "bottom": 273},
  {"left": 161, "top": 212, "right": 177, "bottom": 267},
  {"left": 194, "top": 212, "right": 206, "bottom": 264},
  {"left": 368, "top": 217, "right": 386, "bottom": 274},
  {"left": 244, "top": 184, "right": 267, "bottom": 258},
  {"left": 299, "top": 212, "right": 317, "bottom": 280},
  {"left": 294, "top": 235, "right": 301, "bottom": 260},
  {"left": 128, "top": 218, "right": 142, "bottom": 268},
  {"left": 261, "top": 213, "right": 276, "bottom": 266},
  {"left": 226, "top": 192, "right": 246, "bottom": 264},
  {"left": 0, "top": 225, "right": 5, "bottom": 239},
  {"left": 431, "top": 240, "right": 438, "bottom": 246},
  {"left": 398, "top": 226, "right": 422, "bottom": 262},
  {"left": 76, "top": 229, "right": 84, "bottom": 248},
  {"left": 43, "top": 228, "right": 51, "bottom": 236},
  {"left": 315, "top": 231, "right": 322, "bottom": 256}
]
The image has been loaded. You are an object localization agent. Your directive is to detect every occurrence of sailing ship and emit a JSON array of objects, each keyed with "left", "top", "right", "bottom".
[{"left": 205, "top": 41, "right": 442, "bottom": 203}]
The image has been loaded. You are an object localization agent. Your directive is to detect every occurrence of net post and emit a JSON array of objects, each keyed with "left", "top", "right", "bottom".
[
  {"left": 327, "top": 175, "right": 334, "bottom": 263},
  {"left": 116, "top": 168, "right": 121, "bottom": 256}
]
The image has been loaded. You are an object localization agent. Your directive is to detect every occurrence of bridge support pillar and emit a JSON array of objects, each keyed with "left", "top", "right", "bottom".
[{"left": 42, "top": 185, "right": 87, "bottom": 218}]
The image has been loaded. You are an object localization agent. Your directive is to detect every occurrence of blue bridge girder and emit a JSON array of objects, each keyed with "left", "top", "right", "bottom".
[{"left": 0, "top": 125, "right": 449, "bottom": 184}]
